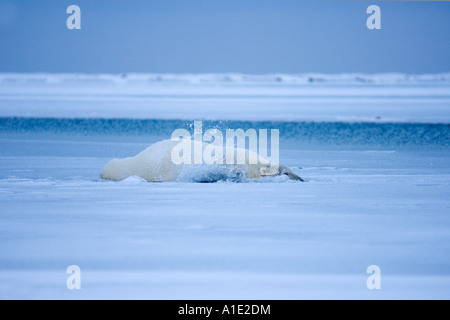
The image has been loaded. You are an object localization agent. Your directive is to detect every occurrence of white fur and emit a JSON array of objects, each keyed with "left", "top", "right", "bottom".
[{"left": 101, "top": 139, "right": 301, "bottom": 182}]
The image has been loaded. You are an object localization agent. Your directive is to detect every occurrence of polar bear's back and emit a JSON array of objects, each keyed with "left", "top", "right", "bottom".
[
  {"left": 136, "top": 140, "right": 180, "bottom": 181},
  {"left": 101, "top": 140, "right": 180, "bottom": 182}
]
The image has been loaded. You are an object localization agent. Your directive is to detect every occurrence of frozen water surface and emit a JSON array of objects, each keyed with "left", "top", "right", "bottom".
[{"left": 0, "top": 73, "right": 449, "bottom": 299}]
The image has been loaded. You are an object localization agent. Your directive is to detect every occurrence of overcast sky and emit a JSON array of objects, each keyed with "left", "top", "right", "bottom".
[{"left": 0, "top": 0, "right": 449, "bottom": 74}]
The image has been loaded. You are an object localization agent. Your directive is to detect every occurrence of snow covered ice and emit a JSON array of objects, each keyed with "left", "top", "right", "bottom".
[{"left": 0, "top": 73, "right": 450, "bottom": 299}]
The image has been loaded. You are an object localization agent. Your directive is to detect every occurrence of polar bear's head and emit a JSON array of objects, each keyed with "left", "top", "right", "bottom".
[{"left": 259, "top": 165, "right": 303, "bottom": 181}]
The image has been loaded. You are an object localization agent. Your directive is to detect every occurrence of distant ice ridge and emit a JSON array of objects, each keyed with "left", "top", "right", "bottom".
[
  {"left": 1, "top": 72, "right": 450, "bottom": 85},
  {"left": 1, "top": 72, "right": 449, "bottom": 123}
]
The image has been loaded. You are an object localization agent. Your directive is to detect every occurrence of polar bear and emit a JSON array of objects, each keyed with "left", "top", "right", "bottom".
[{"left": 101, "top": 139, "right": 302, "bottom": 182}]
